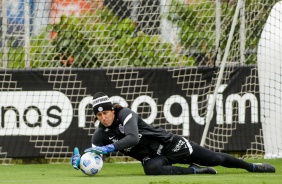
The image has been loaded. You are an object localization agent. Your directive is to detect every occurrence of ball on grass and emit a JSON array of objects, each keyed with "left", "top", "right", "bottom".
[{"left": 80, "top": 152, "right": 103, "bottom": 176}]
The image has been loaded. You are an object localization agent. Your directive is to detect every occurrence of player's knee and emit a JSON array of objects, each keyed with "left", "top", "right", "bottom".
[
  {"left": 143, "top": 160, "right": 162, "bottom": 175},
  {"left": 144, "top": 166, "right": 160, "bottom": 175},
  {"left": 142, "top": 156, "right": 169, "bottom": 175}
]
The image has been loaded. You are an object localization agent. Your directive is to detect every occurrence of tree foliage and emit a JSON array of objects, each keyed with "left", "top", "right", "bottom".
[{"left": 47, "top": 8, "right": 195, "bottom": 68}]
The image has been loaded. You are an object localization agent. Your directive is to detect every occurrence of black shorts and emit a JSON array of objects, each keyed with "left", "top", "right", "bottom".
[{"left": 162, "top": 136, "right": 196, "bottom": 164}]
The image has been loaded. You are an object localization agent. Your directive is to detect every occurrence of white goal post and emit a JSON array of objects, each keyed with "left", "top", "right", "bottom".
[{"left": 200, "top": 0, "right": 244, "bottom": 147}]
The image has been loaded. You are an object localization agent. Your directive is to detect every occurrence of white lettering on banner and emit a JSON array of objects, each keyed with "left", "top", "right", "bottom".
[
  {"left": 0, "top": 90, "right": 259, "bottom": 136},
  {"left": 131, "top": 95, "right": 158, "bottom": 125},
  {"left": 78, "top": 96, "right": 92, "bottom": 128},
  {"left": 110, "top": 96, "right": 129, "bottom": 107},
  {"left": 163, "top": 95, "right": 189, "bottom": 136},
  {"left": 225, "top": 93, "right": 258, "bottom": 124},
  {"left": 216, "top": 85, "right": 227, "bottom": 125},
  {"left": 0, "top": 91, "right": 73, "bottom": 136},
  {"left": 191, "top": 85, "right": 227, "bottom": 125},
  {"left": 78, "top": 91, "right": 259, "bottom": 136}
]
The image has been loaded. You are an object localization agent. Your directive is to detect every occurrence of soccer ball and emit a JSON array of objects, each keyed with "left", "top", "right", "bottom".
[{"left": 80, "top": 152, "right": 103, "bottom": 176}]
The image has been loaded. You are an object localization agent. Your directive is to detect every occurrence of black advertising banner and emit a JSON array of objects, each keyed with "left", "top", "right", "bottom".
[{"left": 0, "top": 67, "right": 261, "bottom": 158}]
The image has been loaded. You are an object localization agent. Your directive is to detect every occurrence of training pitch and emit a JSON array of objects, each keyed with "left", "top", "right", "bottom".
[{"left": 0, "top": 159, "right": 281, "bottom": 184}]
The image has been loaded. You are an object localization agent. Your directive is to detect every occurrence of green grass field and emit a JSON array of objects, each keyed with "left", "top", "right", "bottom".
[{"left": 0, "top": 159, "right": 281, "bottom": 184}]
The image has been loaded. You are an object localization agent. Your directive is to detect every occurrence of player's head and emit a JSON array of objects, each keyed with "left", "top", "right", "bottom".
[{"left": 92, "top": 92, "right": 114, "bottom": 115}]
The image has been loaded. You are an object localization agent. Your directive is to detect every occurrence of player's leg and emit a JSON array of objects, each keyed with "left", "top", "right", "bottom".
[
  {"left": 142, "top": 155, "right": 192, "bottom": 175},
  {"left": 142, "top": 155, "right": 216, "bottom": 175},
  {"left": 188, "top": 143, "right": 275, "bottom": 173}
]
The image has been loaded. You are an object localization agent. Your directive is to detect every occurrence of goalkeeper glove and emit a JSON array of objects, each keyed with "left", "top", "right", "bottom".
[
  {"left": 84, "top": 144, "right": 115, "bottom": 154},
  {"left": 71, "top": 147, "right": 81, "bottom": 170}
]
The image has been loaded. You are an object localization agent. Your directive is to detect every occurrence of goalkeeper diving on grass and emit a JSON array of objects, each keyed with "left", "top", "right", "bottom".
[{"left": 71, "top": 92, "right": 275, "bottom": 175}]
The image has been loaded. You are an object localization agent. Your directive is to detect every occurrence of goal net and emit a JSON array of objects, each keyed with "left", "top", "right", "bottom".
[{"left": 0, "top": 0, "right": 281, "bottom": 164}]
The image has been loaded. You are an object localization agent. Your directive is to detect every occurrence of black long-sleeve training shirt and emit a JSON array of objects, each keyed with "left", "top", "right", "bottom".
[{"left": 91, "top": 107, "right": 180, "bottom": 161}]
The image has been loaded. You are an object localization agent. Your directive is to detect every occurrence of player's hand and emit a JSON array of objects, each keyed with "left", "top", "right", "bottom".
[
  {"left": 84, "top": 144, "right": 115, "bottom": 154},
  {"left": 71, "top": 147, "right": 81, "bottom": 170}
]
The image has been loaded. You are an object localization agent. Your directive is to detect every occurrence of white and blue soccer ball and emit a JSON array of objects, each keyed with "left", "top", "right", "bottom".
[{"left": 80, "top": 152, "right": 103, "bottom": 176}]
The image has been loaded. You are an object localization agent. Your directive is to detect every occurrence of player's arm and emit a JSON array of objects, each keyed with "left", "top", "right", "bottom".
[
  {"left": 84, "top": 128, "right": 114, "bottom": 154},
  {"left": 112, "top": 108, "right": 140, "bottom": 150},
  {"left": 85, "top": 123, "right": 122, "bottom": 154},
  {"left": 92, "top": 127, "right": 110, "bottom": 146},
  {"left": 85, "top": 108, "right": 140, "bottom": 154}
]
